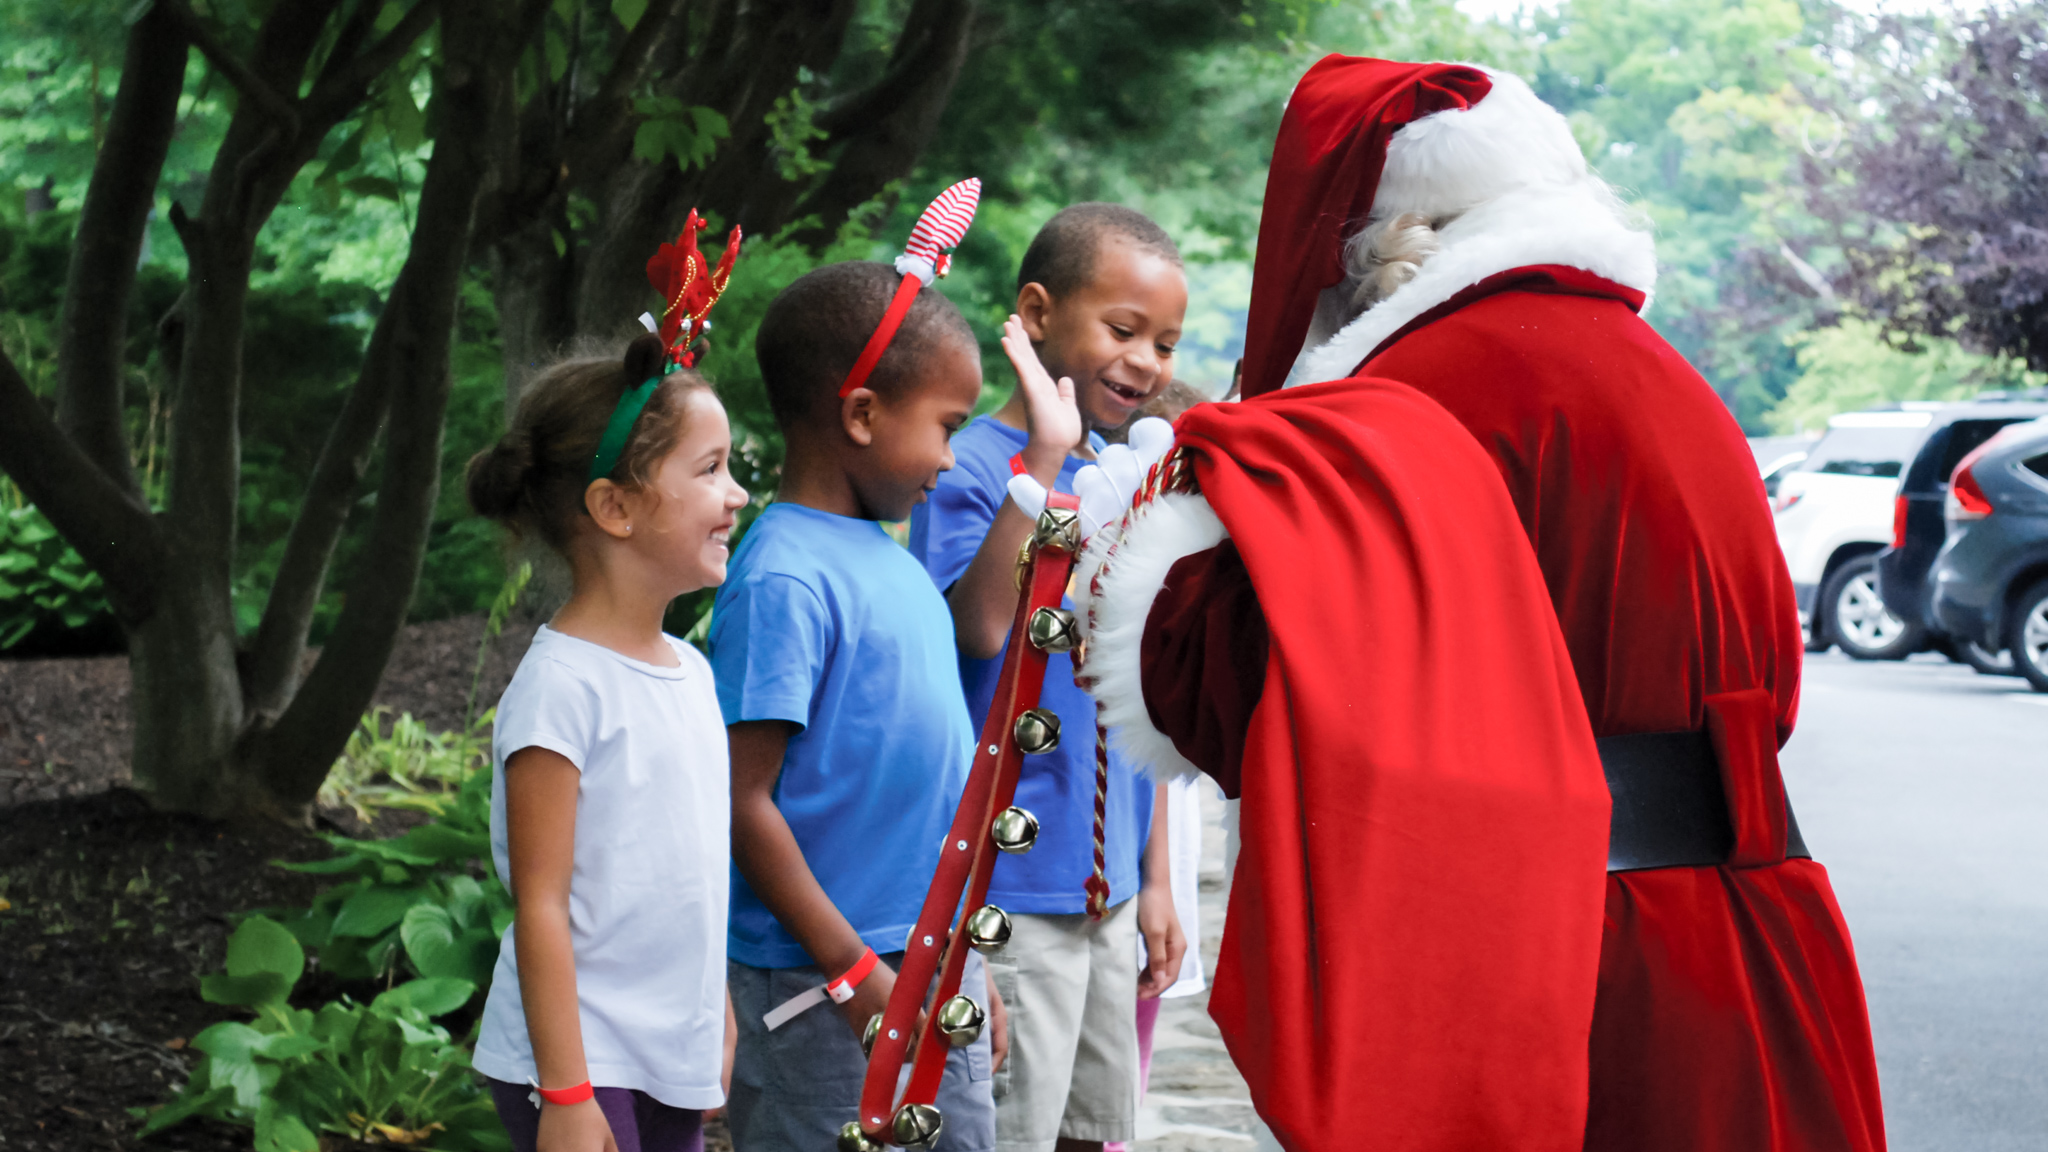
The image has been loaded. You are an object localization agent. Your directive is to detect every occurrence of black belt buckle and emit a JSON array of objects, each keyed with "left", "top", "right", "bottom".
[{"left": 1597, "top": 730, "right": 1809, "bottom": 873}]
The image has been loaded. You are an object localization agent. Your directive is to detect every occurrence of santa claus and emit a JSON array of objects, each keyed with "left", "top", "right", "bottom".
[{"left": 1064, "top": 57, "right": 1887, "bottom": 1152}]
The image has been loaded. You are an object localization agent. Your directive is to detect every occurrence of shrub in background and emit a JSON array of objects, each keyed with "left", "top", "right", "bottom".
[{"left": 140, "top": 917, "right": 508, "bottom": 1152}]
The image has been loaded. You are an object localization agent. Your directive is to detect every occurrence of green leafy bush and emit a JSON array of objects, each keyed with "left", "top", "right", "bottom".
[
  {"left": 319, "top": 708, "right": 492, "bottom": 823},
  {"left": 279, "top": 767, "right": 512, "bottom": 992},
  {"left": 0, "top": 500, "right": 115, "bottom": 649},
  {"left": 142, "top": 917, "right": 508, "bottom": 1152}
]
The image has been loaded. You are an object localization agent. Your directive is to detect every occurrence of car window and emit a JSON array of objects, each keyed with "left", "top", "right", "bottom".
[
  {"left": 1937, "top": 420, "right": 2028, "bottom": 483},
  {"left": 1799, "top": 427, "right": 1923, "bottom": 478},
  {"left": 2027, "top": 454, "right": 2048, "bottom": 481}
]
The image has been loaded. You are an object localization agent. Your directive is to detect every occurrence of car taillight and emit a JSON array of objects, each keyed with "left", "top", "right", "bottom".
[
  {"left": 1948, "top": 448, "right": 1996, "bottom": 521},
  {"left": 1891, "top": 495, "right": 1909, "bottom": 548},
  {"left": 1774, "top": 491, "right": 1803, "bottom": 514}
]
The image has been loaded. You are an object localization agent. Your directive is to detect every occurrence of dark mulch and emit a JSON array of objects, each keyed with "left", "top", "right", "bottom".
[
  {"left": 0, "top": 611, "right": 734, "bottom": 1152},
  {"left": 0, "top": 788, "right": 333, "bottom": 1151},
  {"left": 0, "top": 612, "right": 541, "bottom": 809}
]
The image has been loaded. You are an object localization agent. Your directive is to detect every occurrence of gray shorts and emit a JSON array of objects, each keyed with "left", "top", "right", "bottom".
[
  {"left": 987, "top": 900, "right": 1139, "bottom": 1152},
  {"left": 728, "top": 950, "right": 995, "bottom": 1152}
]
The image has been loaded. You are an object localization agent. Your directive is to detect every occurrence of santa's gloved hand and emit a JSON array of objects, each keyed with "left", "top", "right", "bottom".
[{"left": 1006, "top": 417, "right": 1176, "bottom": 540}]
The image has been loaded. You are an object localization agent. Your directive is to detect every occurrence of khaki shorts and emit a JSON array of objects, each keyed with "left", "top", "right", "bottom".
[{"left": 987, "top": 900, "right": 1139, "bottom": 1152}]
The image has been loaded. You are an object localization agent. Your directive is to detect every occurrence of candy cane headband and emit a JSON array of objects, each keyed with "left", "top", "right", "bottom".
[{"left": 838, "top": 178, "right": 981, "bottom": 397}]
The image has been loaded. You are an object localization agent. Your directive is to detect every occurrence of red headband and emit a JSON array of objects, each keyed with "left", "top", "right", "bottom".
[{"left": 839, "top": 178, "right": 981, "bottom": 396}]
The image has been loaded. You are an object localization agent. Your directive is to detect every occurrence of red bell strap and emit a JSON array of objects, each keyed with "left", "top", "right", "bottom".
[
  {"left": 854, "top": 493, "right": 1082, "bottom": 1146},
  {"left": 533, "top": 1080, "right": 594, "bottom": 1107},
  {"left": 839, "top": 274, "right": 925, "bottom": 398}
]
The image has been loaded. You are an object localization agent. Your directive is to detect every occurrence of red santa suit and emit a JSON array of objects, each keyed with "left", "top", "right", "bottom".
[{"left": 1076, "top": 56, "right": 1886, "bottom": 1152}]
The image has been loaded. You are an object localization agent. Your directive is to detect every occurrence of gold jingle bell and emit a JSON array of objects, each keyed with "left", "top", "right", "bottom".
[
  {"left": 861, "top": 1012, "right": 883, "bottom": 1059},
  {"left": 1027, "top": 607, "right": 1080, "bottom": 653},
  {"left": 935, "top": 994, "right": 986, "bottom": 1048},
  {"left": 837, "top": 1121, "right": 884, "bottom": 1152},
  {"left": 892, "top": 1102, "right": 945, "bottom": 1148},
  {"left": 1013, "top": 708, "right": 1061, "bottom": 755},
  {"left": 965, "top": 904, "right": 1012, "bottom": 953},
  {"left": 992, "top": 806, "right": 1039, "bottom": 855},
  {"left": 1032, "top": 505, "right": 1083, "bottom": 554}
]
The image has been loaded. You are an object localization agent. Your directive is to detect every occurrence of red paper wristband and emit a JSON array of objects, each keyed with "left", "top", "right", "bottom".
[
  {"left": 827, "top": 947, "right": 880, "bottom": 1004},
  {"left": 536, "top": 1080, "right": 594, "bottom": 1106}
]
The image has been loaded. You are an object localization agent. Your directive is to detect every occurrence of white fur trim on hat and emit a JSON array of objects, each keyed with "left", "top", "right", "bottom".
[
  {"left": 1289, "top": 69, "right": 1659, "bottom": 388},
  {"left": 1074, "top": 491, "right": 1228, "bottom": 783}
]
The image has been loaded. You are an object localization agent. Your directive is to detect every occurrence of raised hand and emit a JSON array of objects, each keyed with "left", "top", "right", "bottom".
[{"left": 1000, "top": 314, "right": 1082, "bottom": 480}]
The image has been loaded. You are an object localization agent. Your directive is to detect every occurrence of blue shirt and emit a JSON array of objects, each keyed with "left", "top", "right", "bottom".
[
  {"left": 909, "top": 416, "right": 1153, "bottom": 915},
  {"left": 710, "top": 502, "right": 976, "bottom": 968}
]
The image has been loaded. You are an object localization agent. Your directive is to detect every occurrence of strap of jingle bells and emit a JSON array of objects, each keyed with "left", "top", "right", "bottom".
[{"left": 841, "top": 494, "right": 1082, "bottom": 1152}]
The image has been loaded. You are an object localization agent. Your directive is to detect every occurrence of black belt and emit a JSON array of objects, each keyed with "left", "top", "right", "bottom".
[{"left": 1598, "top": 729, "right": 1809, "bottom": 873}]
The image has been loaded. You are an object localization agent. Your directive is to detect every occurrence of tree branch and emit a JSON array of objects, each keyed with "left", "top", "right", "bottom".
[
  {"left": 258, "top": 0, "right": 514, "bottom": 806},
  {"left": 789, "top": 0, "right": 976, "bottom": 240},
  {"left": 0, "top": 349, "right": 164, "bottom": 624},
  {"left": 158, "top": 0, "right": 301, "bottom": 129},
  {"left": 564, "top": 0, "right": 687, "bottom": 171},
  {"left": 814, "top": 0, "right": 957, "bottom": 137},
  {"left": 56, "top": 3, "right": 190, "bottom": 493},
  {"left": 241, "top": 337, "right": 400, "bottom": 718},
  {"left": 306, "top": 0, "right": 441, "bottom": 123}
]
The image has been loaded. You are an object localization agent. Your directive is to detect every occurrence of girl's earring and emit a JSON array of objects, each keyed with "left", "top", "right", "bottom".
[{"left": 625, "top": 525, "right": 633, "bottom": 534}]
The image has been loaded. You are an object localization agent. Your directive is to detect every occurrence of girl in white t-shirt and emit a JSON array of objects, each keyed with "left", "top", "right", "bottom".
[{"left": 466, "top": 333, "right": 747, "bottom": 1152}]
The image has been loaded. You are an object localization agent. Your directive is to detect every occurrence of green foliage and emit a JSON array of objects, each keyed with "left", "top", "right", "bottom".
[
  {"left": 318, "top": 708, "right": 493, "bottom": 824},
  {"left": 141, "top": 918, "right": 507, "bottom": 1152},
  {"left": 1765, "top": 319, "right": 2047, "bottom": 433},
  {"left": 765, "top": 86, "right": 832, "bottom": 183},
  {"left": 632, "top": 97, "right": 731, "bottom": 173},
  {"left": 277, "top": 767, "right": 513, "bottom": 993},
  {"left": 0, "top": 497, "right": 112, "bottom": 648}
]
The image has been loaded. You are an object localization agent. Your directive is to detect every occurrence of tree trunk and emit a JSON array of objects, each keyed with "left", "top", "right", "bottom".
[
  {"left": 125, "top": 546, "right": 247, "bottom": 815},
  {"left": 248, "top": 0, "right": 516, "bottom": 815}
]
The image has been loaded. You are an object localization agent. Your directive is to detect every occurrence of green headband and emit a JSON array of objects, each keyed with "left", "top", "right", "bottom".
[{"left": 588, "top": 374, "right": 663, "bottom": 483}]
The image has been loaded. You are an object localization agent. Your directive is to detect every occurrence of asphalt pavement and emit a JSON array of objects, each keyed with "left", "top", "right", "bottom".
[
  {"left": 1134, "top": 650, "right": 2048, "bottom": 1150},
  {"left": 1788, "top": 650, "right": 2048, "bottom": 1152}
]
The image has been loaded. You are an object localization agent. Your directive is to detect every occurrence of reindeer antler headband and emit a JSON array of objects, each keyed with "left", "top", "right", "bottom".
[{"left": 589, "top": 211, "right": 743, "bottom": 482}]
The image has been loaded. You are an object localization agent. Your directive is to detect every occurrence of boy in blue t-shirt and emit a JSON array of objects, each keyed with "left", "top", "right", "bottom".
[
  {"left": 711, "top": 262, "right": 997, "bottom": 1152},
  {"left": 908, "top": 204, "right": 1189, "bottom": 1152}
]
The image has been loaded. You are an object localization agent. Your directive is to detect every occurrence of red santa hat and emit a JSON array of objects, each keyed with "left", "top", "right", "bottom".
[{"left": 1240, "top": 56, "right": 1606, "bottom": 399}]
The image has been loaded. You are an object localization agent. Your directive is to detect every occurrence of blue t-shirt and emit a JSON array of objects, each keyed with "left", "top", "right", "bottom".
[
  {"left": 908, "top": 416, "right": 1153, "bottom": 915},
  {"left": 710, "top": 502, "right": 976, "bottom": 968}
]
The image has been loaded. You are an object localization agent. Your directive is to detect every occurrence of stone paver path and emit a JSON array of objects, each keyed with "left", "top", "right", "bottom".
[{"left": 1134, "top": 787, "right": 1269, "bottom": 1150}]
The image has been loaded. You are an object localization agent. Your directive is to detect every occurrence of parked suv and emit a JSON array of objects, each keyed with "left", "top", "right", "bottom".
[
  {"left": 1931, "top": 418, "right": 2048, "bottom": 692},
  {"left": 1876, "top": 392, "right": 2048, "bottom": 672},
  {"left": 1773, "top": 406, "right": 1942, "bottom": 658}
]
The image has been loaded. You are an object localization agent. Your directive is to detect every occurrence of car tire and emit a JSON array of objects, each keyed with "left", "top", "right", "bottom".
[
  {"left": 2006, "top": 578, "right": 2048, "bottom": 694},
  {"left": 1957, "top": 639, "right": 2019, "bottom": 677},
  {"left": 1822, "top": 554, "right": 1924, "bottom": 660}
]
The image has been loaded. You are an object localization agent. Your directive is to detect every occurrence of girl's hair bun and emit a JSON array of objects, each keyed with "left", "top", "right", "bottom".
[
  {"left": 466, "top": 432, "right": 534, "bottom": 525},
  {"left": 623, "top": 333, "right": 667, "bottom": 383}
]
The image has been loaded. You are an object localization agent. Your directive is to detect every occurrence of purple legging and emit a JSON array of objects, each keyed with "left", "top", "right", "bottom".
[
  {"left": 486, "top": 1078, "right": 704, "bottom": 1152},
  {"left": 1102, "top": 996, "right": 1163, "bottom": 1152}
]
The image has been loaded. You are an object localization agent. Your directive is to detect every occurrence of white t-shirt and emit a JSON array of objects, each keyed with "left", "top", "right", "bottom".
[
  {"left": 473, "top": 626, "right": 730, "bottom": 1108},
  {"left": 1139, "top": 775, "right": 1208, "bottom": 998}
]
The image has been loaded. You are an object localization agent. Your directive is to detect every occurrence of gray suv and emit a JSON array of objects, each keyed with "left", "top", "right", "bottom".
[{"left": 1930, "top": 417, "right": 2048, "bottom": 691}]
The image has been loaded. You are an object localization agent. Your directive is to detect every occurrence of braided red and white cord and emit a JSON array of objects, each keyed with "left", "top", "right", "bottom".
[{"left": 1077, "top": 447, "right": 1198, "bottom": 920}]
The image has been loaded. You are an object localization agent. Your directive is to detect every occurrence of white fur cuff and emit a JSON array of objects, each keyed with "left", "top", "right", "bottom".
[{"left": 1074, "top": 491, "right": 1229, "bottom": 782}]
